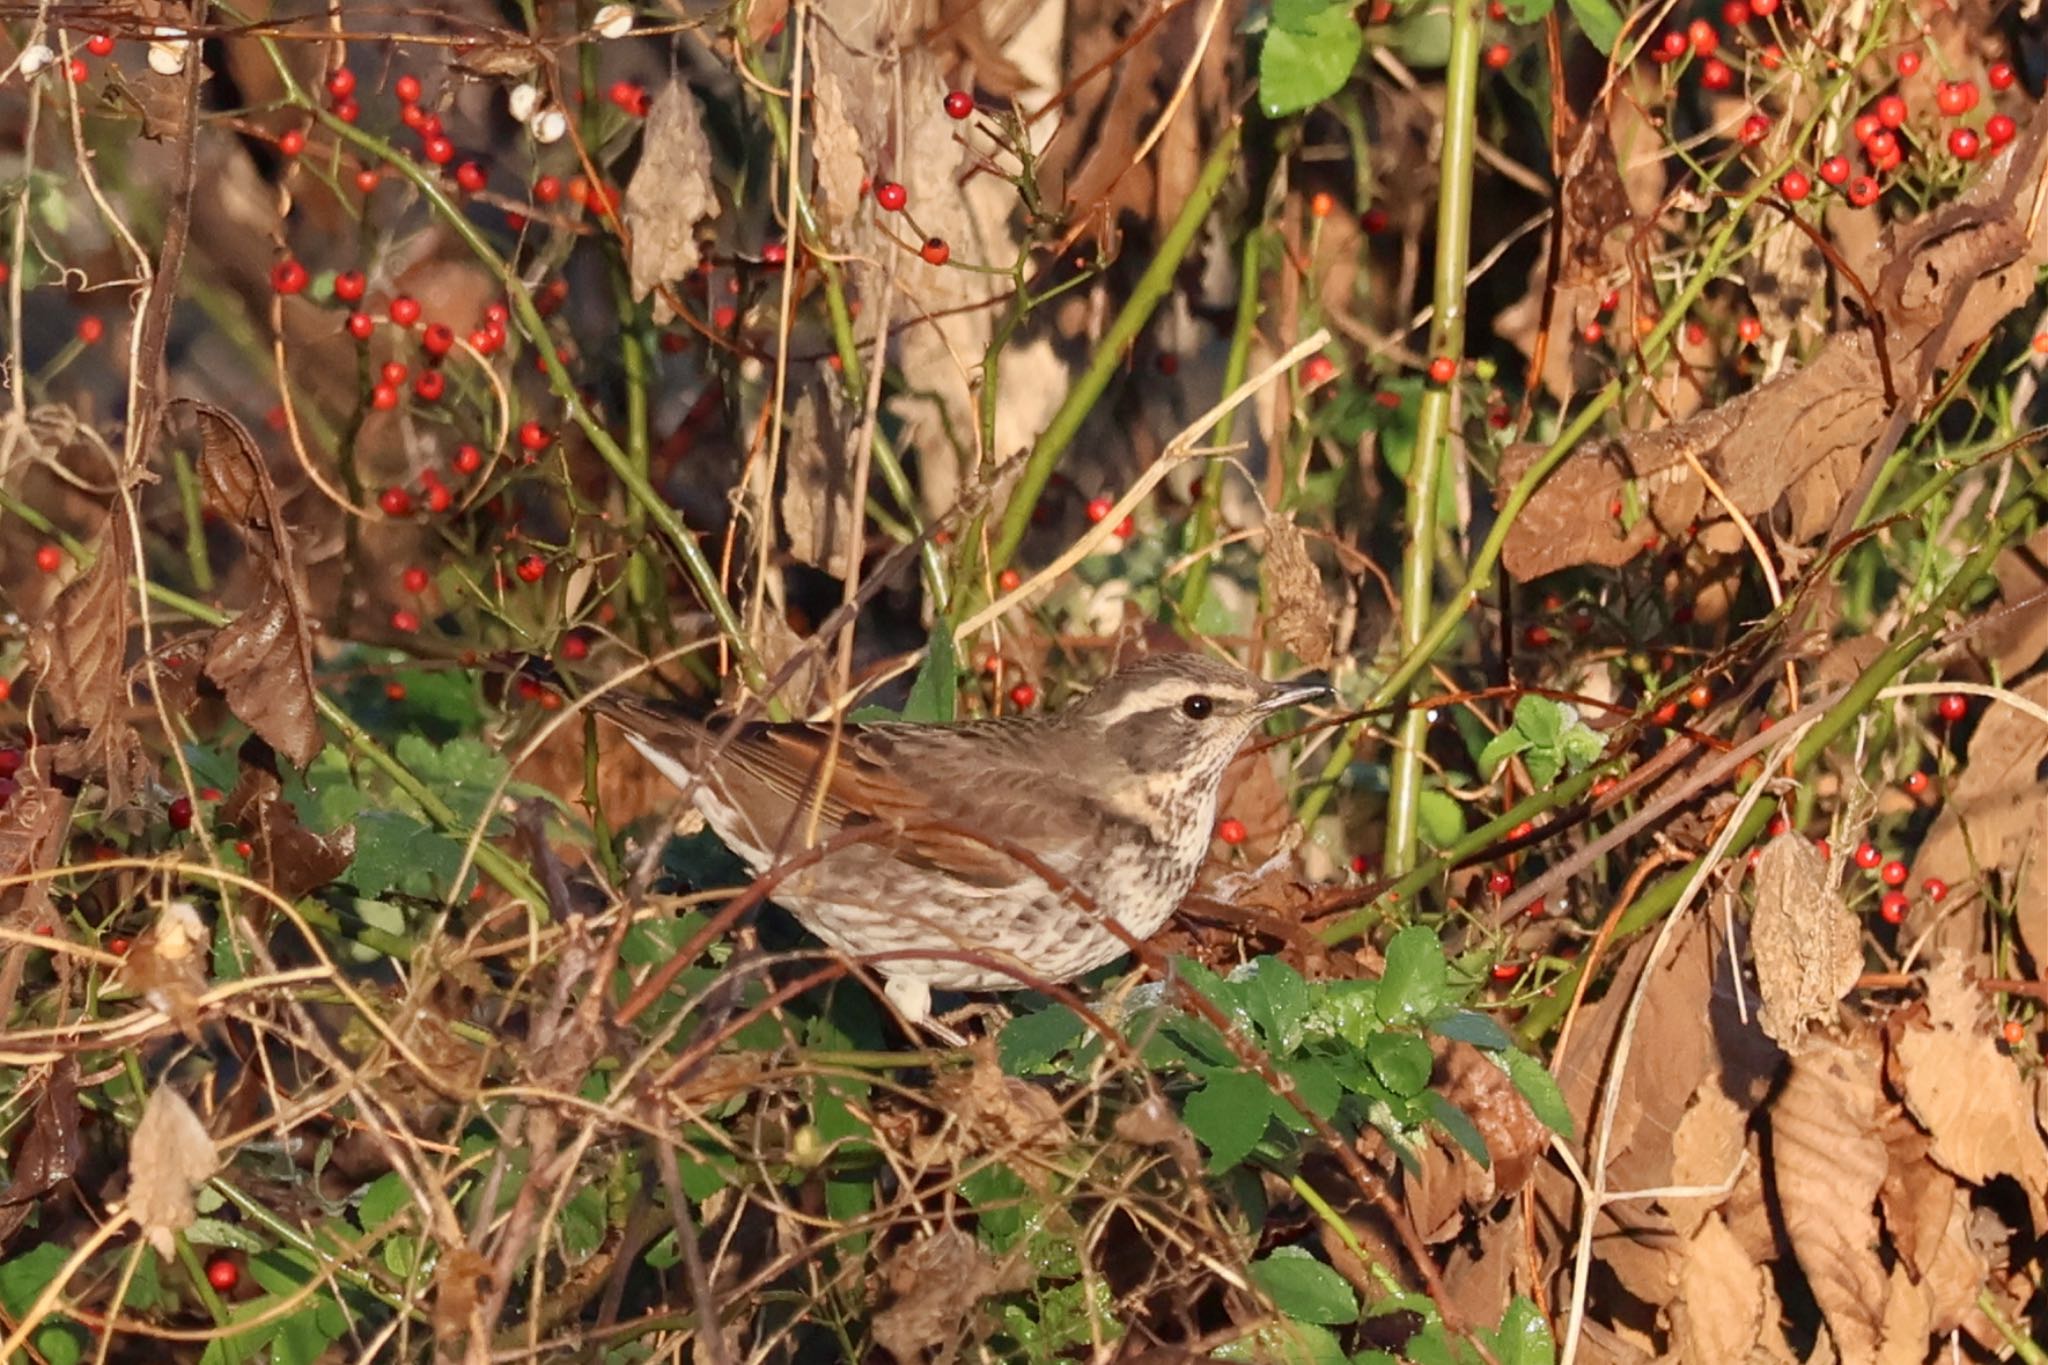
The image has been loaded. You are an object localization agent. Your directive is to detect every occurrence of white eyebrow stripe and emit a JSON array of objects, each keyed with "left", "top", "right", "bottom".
[{"left": 1084, "top": 680, "right": 1194, "bottom": 727}]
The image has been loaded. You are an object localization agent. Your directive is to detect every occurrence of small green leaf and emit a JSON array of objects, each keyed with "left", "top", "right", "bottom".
[
  {"left": 1242, "top": 956, "right": 1311, "bottom": 1055},
  {"left": 1259, "top": 2, "right": 1364, "bottom": 117},
  {"left": 1184, "top": 1068, "right": 1275, "bottom": 1171},
  {"left": 1497, "top": 0, "right": 1554, "bottom": 20},
  {"left": 1365, "top": 1030, "right": 1433, "bottom": 1097},
  {"left": 1249, "top": 1246, "right": 1358, "bottom": 1325},
  {"left": 1502, "top": 1048, "right": 1573, "bottom": 1137},
  {"left": 1416, "top": 788, "right": 1467, "bottom": 848},
  {"left": 1511, "top": 695, "right": 1563, "bottom": 745},
  {"left": 902, "top": 615, "right": 959, "bottom": 723},
  {"left": 1490, "top": 1295, "right": 1558, "bottom": 1365},
  {"left": 999, "top": 1005, "right": 1088, "bottom": 1074},
  {"left": 1430, "top": 1008, "right": 1512, "bottom": 1051},
  {"left": 1282, "top": 1055, "right": 1345, "bottom": 1119},
  {"left": 1477, "top": 729, "right": 1530, "bottom": 776},
  {"left": 1378, "top": 925, "right": 1450, "bottom": 1023},
  {"left": 1563, "top": 0, "right": 1623, "bottom": 53},
  {"left": 1428, "top": 1091, "right": 1491, "bottom": 1167}
]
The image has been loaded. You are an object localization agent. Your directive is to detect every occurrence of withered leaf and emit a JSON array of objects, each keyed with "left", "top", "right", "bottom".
[
  {"left": 623, "top": 81, "right": 718, "bottom": 324},
  {"left": 190, "top": 400, "right": 281, "bottom": 539},
  {"left": 203, "top": 569, "right": 322, "bottom": 769},
  {"left": 120, "top": 899, "right": 211, "bottom": 1042},
  {"left": 1772, "top": 1033, "right": 1890, "bottom": 1364},
  {"left": 1671, "top": 1216, "right": 1769, "bottom": 1363},
  {"left": 128, "top": 1082, "right": 219, "bottom": 1259},
  {"left": 1263, "top": 516, "right": 1332, "bottom": 669},
  {"left": 224, "top": 751, "right": 355, "bottom": 903},
  {"left": 29, "top": 527, "right": 131, "bottom": 737},
  {"left": 871, "top": 1226, "right": 1030, "bottom": 1365},
  {"left": 1751, "top": 834, "right": 1860, "bottom": 1050},
  {"left": 0, "top": 1060, "right": 83, "bottom": 1213}
]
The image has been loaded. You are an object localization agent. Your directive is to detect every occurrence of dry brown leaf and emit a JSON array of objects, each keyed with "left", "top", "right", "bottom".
[
  {"left": 0, "top": 1060, "right": 82, "bottom": 1246},
  {"left": 1263, "top": 515, "right": 1332, "bottom": 668},
  {"left": 203, "top": 570, "right": 323, "bottom": 770},
  {"left": 1670, "top": 1216, "right": 1767, "bottom": 1362},
  {"left": 1894, "top": 958, "right": 2048, "bottom": 1225},
  {"left": 1979, "top": 525, "right": 2048, "bottom": 677},
  {"left": 779, "top": 375, "right": 857, "bottom": 579},
  {"left": 624, "top": 81, "right": 718, "bottom": 324},
  {"left": 1873, "top": 1263, "right": 1932, "bottom": 1365},
  {"left": 870, "top": 1225, "right": 1030, "bottom": 1365},
  {"left": 1771, "top": 1033, "right": 1889, "bottom": 1365},
  {"left": 1667, "top": 1085, "right": 1748, "bottom": 1238},
  {"left": 1750, "top": 835, "right": 1861, "bottom": 1050},
  {"left": 223, "top": 750, "right": 355, "bottom": 903},
  {"left": 29, "top": 527, "right": 130, "bottom": 738},
  {"left": 0, "top": 767, "right": 69, "bottom": 1021},
  {"left": 128, "top": 1082, "right": 219, "bottom": 1258}
]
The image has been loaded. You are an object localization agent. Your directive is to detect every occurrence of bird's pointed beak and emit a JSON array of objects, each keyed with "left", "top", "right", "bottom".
[{"left": 1255, "top": 676, "right": 1334, "bottom": 714}]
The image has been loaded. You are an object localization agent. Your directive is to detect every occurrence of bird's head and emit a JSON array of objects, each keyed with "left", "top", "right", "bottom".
[{"left": 1072, "top": 653, "right": 1330, "bottom": 789}]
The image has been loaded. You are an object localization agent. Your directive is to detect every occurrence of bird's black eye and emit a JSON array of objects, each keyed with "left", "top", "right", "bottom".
[{"left": 1182, "top": 694, "right": 1214, "bottom": 720}]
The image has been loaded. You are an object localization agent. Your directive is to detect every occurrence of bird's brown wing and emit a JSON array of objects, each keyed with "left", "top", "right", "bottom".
[{"left": 592, "top": 693, "right": 1092, "bottom": 887}]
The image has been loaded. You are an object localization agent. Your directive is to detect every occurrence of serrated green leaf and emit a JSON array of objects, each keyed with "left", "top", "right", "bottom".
[
  {"left": 1502, "top": 1048, "right": 1573, "bottom": 1137},
  {"left": 1489, "top": 1296, "right": 1557, "bottom": 1364},
  {"left": 1378, "top": 926, "right": 1450, "bottom": 1023},
  {"left": 1525, "top": 745, "right": 1560, "bottom": 789},
  {"left": 1560, "top": 724, "right": 1606, "bottom": 772},
  {"left": 999, "top": 1005, "right": 1088, "bottom": 1074},
  {"left": 1184, "top": 1069, "right": 1275, "bottom": 1171},
  {"left": 1259, "top": 3, "right": 1363, "bottom": 117},
  {"left": 1563, "top": 0, "right": 1622, "bottom": 52},
  {"left": 1365, "top": 1030, "right": 1433, "bottom": 1097},
  {"left": 1282, "top": 1054, "right": 1344, "bottom": 1119},
  {"left": 1249, "top": 1246, "right": 1358, "bottom": 1325},
  {"left": 1242, "top": 956, "right": 1310, "bottom": 1055},
  {"left": 1215, "top": 1320, "right": 1349, "bottom": 1363},
  {"left": 346, "top": 810, "right": 464, "bottom": 898},
  {"left": 1478, "top": 728, "right": 1531, "bottom": 776}
]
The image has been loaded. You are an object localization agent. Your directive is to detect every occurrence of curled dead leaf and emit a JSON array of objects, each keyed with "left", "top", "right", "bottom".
[
  {"left": 1263, "top": 516, "right": 1332, "bottom": 669},
  {"left": 623, "top": 81, "right": 719, "bottom": 324},
  {"left": 128, "top": 1082, "right": 219, "bottom": 1258},
  {"left": 1750, "top": 834, "right": 1860, "bottom": 1050},
  {"left": 223, "top": 746, "right": 355, "bottom": 903},
  {"left": 203, "top": 570, "right": 323, "bottom": 769}
]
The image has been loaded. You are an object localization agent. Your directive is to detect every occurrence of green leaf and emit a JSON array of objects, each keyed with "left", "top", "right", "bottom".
[
  {"left": 1428, "top": 1091, "right": 1491, "bottom": 1167},
  {"left": 1259, "top": 1, "right": 1364, "bottom": 117},
  {"left": 347, "top": 810, "right": 464, "bottom": 898},
  {"left": 1282, "top": 1055, "right": 1345, "bottom": 1120},
  {"left": 1477, "top": 728, "right": 1530, "bottom": 776},
  {"left": 1502, "top": 1048, "right": 1573, "bottom": 1138},
  {"left": 1214, "top": 1321, "right": 1349, "bottom": 1363},
  {"left": 1242, "top": 956, "right": 1311, "bottom": 1055},
  {"left": 999, "top": 1005, "right": 1088, "bottom": 1074},
  {"left": 1429, "top": 1008, "right": 1512, "bottom": 1051},
  {"left": 357, "top": 1170, "right": 412, "bottom": 1235},
  {"left": 1378, "top": 926, "right": 1450, "bottom": 1023},
  {"left": 1364, "top": 1031, "right": 1433, "bottom": 1097},
  {"left": 1563, "top": 0, "right": 1623, "bottom": 53},
  {"left": 1497, "top": 0, "right": 1554, "bottom": 20},
  {"left": 1184, "top": 1068, "right": 1275, "bottom": 1171},
  {"left": 1511, "top": 695, "right": 1563, "bottom": 746},
  {"left": 1249, "top": 1246, "right": 1358, "bottom": 1325},
  {"left": 1489, "top": 1296, "right": 1558, "bottom": 1365},
  {"left": 902, "top": 616, "right": 959, "bottom": 723},
  {"left": 1416, "top": 788, "right": 1466, "bottom": 849}
]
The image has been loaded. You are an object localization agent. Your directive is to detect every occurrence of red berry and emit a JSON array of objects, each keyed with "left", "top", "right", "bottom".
[
  {"left": 1360, "top": 207, "right": 1389, "bottom": 233},
  {"left": 1487, "top": 869, "right": 1514, "bottom": 895},
  {"left": 943, "top": 89, "right": 973, "bottom": 119},
  {"left": 413, "top": 370, "right": 445, "bottom": 402},
  {"left": 395, "top": 74, "right": 421, "bottom": 104},
  {"left": 401, "top": 566, "right": 430, "bottom": 593},
  {"left": 277, "top": 128, "right": 305, "bottom": 157},
  {"left": 1737, "top": 316, "right": 1763, "bottom": 343},
  {"left": 1936, "top": 80, "right": 1976, "bottom": 115},
  {"left": 1895, "top": 49, "right": 1921, "bottom": 77},
  {"left": 1866, "top": 129, "right": 1902, "bottom": 168},
  {"left": 1523, "top": 624, "right": 1553, "bottom": 648},
  {"left": 1688, "top": 682, "right": 1713, "bottom": 709},
  {"left": 333, "top": 270, "right": 365, "bottom": 302},
  {"left": 1699, "top": 57, "right": 1732, "bottom": 90},
  {"left": 354, "top": 167, "right": 379, "bottom": 193},
  {"left": 1988, "top": 62, "right": 2015, "bottom": 92},
  {"left": 34, "top": 544, "right": 62, "bottom": 573},
  {"left": 455, "top": 160, "right": 486, "bottom": 193},
  {"left": 1923, "top": 877, "right": 1948, "bottom": 902},
  {"left": 1491, "top": 962, "right": 1522, "bottom": 982},
  {"left": 334, "top": 97, "right": 360, "bottom": 124},
  {"left": 873, "top": 180, "right": 907, "bottom": 212},
  {"left": 515, "top": 554, "right": 545, "bottom": 584},
  {"left": 370, "top": 382, "right": 399, "bottom": 411},
  {"left": 380, "top": 360, "right": 408, "bottom": 387},
  {"left": 997, "top": 568, "right": 1022, "bottom": 592},
  {"left": 1483, "top": 43, "right": 1511, "bottom": 69},
  {"left": 1937, "top": 693, "right": 1968, "bottom": 721},
  {"left": 1302, "top": 354, "right": 1337, "bottom": 386},
  {"left": 422, "top": 322, "right": 454, "bottom": 357},
  {"left": 453, "top": 443, "right": 483, "bottom": 475},
  {"left": 326, "top": 66, "right": 356, "bottom": 99},
  {"left": 77, "top": 316, "right": 104, "bottom": 344},
  {"left": 2002, "top": 1018, "right": 2026, "bottom": 1046},
  {"left": 205, "top": 1254, "right": 239, "bottom": 1292},
  {"left": 1880, "top": 859, "right": 1908, "bottom": 887},
  {"left": 378, "top": 487, "right": 413, "bottom": 516},
  {"left": 1113, "top": 514, "right": 1134, "bottom": 539},
  {"left": 422, "top": 135, "right": 455, "bottom": 165},
  {"left": 1427, "top": 355, "right": 1457, "bottom": 384},
  {"left": 1655, "top": 31, "right": 1687, "bottom": 61},
  {"left": 518, "top": 421, "right": 550, "bottom": 452},
  {"left": 1721, "top": 0, "right": 1750, "bottom": 24},
  {"left": 919, "top": 236, "right": 950, "bottom": 265},
  {"left": 1853, "top": 113, "right": 1883, "bottom": 145},
  {"left": 1847, "top": 175, "right": 1880, "bottom": 207},
  {"left": 560, "top": 634, "right": 589, "bottom": 662},
  {"left": 1987, "top": 114, "right": 2017, "bottom": 147},
  {"left": 761, "top": 241, "right": 787, "bottom": 266},
  {"left": 270, "top": 258, "right": 308, "bottom": 294},
  {"left": 388, "top": 295, "right": 421, "bottom": 327},
  {"left": 1903, "top": 770, "right": 1929, "bottom": 795},
  {"left": 608, "top": 80, "right": 648, "bottom": 115},
  {"left": 1009, "top": 682, "right": 1037, "bottom": 709},
  {"left": 1779, "top": 169, "right": 1811, "bottom": 200},
  {"left": 346, "top": 312, "right": 374, "bottom": 341},
  {"left": 390, "top": 608, "right": 420, "bottom": 634},
  {"left": 1948, "top": 127, "right": 1980, "bottom": 160},
  {"left": 1876, "top": 94, "right": 1907, "bottom": 128},
  {"left": 168, "top": 795, "right": 194, "bottom": 830},
  {"left": 1818, "top": 155, "right": 1851, "bottom": 185},
  {"left": 1687, "top": 19, "right": 1718, "bottom": 54},
  {"left": 1880, "top": 891, "right": 1908, "bottom": 924},
  {"left": 1740, "top": 113, "right": 1770, "bottom": 144},
  {"left": 424, "top": 483, "right": 451, "bottom": 513},
  {"left": 1653, "top": 700, "right": 1680, "bottom": 726},
  {"left": 1085, "top": 495, "right": 1114, "bottom": 523},
  {"left": 534, "top": 175, "right": 561, "bottom": 204},
  {"left": 1854, "top": 841, "right": 1881, "bottom": 869},
  {"left": 1217, "top": 817, "right": 1247, "bottom": 846},
  {"left": 87, "top": 33, "right": 115, "bottom": 57}
]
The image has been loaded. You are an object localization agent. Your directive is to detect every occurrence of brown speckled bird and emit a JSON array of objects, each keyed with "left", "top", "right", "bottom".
[{"left": 590, "top": 652, "right": 1329, "bottom": 1026}]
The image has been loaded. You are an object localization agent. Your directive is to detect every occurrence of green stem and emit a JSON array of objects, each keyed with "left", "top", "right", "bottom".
[
  {"left": 1178, "top": 227, "right": 1266, "bottom": 622},
  {"left": 1383, "top": 0, "right": 1481, "bottom": 878},
  {"left": 987, "top": 122, "right": 1245, "bottom": 576}
]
